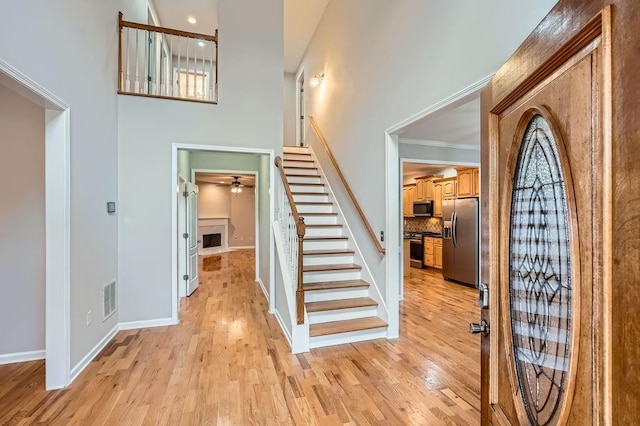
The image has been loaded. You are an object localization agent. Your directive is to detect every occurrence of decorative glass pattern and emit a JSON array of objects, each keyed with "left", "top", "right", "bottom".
[{"left": 509, "top": 114, "right": 572, "bottom": 426}]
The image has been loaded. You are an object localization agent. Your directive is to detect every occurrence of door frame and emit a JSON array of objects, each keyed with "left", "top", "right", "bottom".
[
  {"left": 296, "top": 68, "right": 305, "bottom": 146},
  {"left": 0, "top": 59, "right": 72, "bottom": 390},
  {"left": 177, "top": 174, "right": 187, "bottom": 299},
  {"left": 383, "top": 74, "right": 493, "bottom": 338},
  {"left": 189, "top": 168, "right": 261, "bottom": 287},
  {"left": 171, "top": 144, "right": 276, "bottom": 322}
]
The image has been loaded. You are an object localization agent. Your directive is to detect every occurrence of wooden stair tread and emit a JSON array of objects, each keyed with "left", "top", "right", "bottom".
[
  {"left": 283, "top": 158, "right": 314, "bottom": 163},
  {"left": 283, "top": 166, "right": 318, "bottom": 170},
  {"left": 303, "top": 264, "right": 362, "bottom": 273},
  {"left": 309, "top": 317, "right": 388, "bottom": 337},
  {"left": 306, "top": 297, "right": 378, "bottom": 313},
  {"left": 303, "top": 236, "right": 348, "bottom": 241},
  {"left": 303, "top": 280, "right": 369, "bottom": 291},
  {"left": 285, "top": 175, "right": 322, "bottom": 179},
  {"left": 300, "top": 212, "right": 338, "bottom": 216},
  {"left": 303, "top": 249, "right": 355, "bottom": 256}
]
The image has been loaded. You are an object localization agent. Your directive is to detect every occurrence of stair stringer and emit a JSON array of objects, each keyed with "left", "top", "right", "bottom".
[
  {"left": 272, "top": 221, "right": 310, "bottom": 354},
  {"left": 305, "top": 147, "right": 389, "bottom": 325}
]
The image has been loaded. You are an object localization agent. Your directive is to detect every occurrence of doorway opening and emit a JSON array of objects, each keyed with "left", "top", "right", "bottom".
[
  {"left": 0, "top": 61, "right": 71, "bottom": 390},
  {"left": 384, "top": 79, "right": 491, "bottom": 421},
  {"left": 172, "top": 145, "right": 275, "bottom": 321},
  {"left": 296, "top": 69, "right": 305, "bottom": 146}
]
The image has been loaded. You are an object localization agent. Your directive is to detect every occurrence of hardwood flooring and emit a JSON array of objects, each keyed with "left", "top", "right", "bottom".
[{"left": 0, "top": 252, "right": 480, "bottom": 425}]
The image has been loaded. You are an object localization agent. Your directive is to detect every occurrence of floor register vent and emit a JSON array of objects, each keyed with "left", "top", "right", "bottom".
[{"left": 103, "top": 280, "right": 117, "bottom": 321}]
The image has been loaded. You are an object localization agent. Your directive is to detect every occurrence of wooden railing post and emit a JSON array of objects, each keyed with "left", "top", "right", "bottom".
[
  {"left": 274, "top": 156, "right": 307, "bottom": 325},
  {"left": 296, "top": 217, "right": 306, "bottom": 325}
]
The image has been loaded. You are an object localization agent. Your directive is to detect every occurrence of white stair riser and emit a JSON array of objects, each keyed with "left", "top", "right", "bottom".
[
  {"left": 284, "top": 167, "right": 317, "bottom": 176},
  {"left": 304, "top": 270, "right": 361, "bottom": 283},
  {"left": 304, "top": 287, "right": 369, "bottom": 302},
  {"left": 283, "top": 147, "right": 310, "bottom": 155},
  {"left": 308, "top": 306, "right": 378, "bottom": 324},
  {"left": 293, "top": 194, "right": 329, "bottom": 203},
  {"left": 298, "top": 215, "right": 338, "bottom": 225},
  {"left": 309, "top": 327, "right": 388, "bottom": 349},
  {"left": 284, "top": 160, "right": 316, "bottom": 168},
  {"left": 304, "top": 227, "right": 343, "bottom": 237},
  {"left": 290, "top": 184, "right": 325, "bottom": 193},
  {"left": 303, "top": 239, "right": 348, "bottom": 251},
  {"left": 283, "top": 153, "right": 311, "bottom": 161},
  {"left": 286, "top": 176, "right": 323, "bottom": 184},
  {"left": 297, "top": 204, "right": 334, "bottom": 214},
  {"left": 303, "top": 254, "right": 354, "bottom": 266}
]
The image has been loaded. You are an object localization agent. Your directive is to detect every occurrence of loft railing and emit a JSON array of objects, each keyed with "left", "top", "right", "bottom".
[
  {"left": 274, "top": 156, "right": 306, "bottom": 324},
  {"left": 309, "top": 116, "right": 386, "bottom": 254},
  {"left": 118, "top": 12, "right": 218, "bottom": 104}
]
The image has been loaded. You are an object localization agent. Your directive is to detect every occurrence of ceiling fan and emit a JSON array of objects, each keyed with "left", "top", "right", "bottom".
[{"left": 230, "top": 176, "right": 243, "bottom": 193}]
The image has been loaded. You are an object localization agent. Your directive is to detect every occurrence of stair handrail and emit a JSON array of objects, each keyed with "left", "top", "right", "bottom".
[
  {"left": 308, "top": 117, "right": 386, "bottom": 255},
  {"left": 274, "top": 156, "right": 306, "bottom": 325}
]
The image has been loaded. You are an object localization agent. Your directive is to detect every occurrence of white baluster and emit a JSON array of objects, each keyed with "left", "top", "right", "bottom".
[
  {"left": 125, "top": 28, "right": 131, "bottom": 91},
  {"left": 185, "top": 40, "right": 190, "bottom": 98},
  {"left": 177, "top": 38, "right": 182, "bottom": 97},
  {"left": 201, "top": 43, "right": 206, "bottom": 100},
  {"left": 134, "top": 29, "right": 140, "bottom": 93}
]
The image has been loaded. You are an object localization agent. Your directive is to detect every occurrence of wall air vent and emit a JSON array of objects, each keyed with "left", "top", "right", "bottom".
[{"left": 103, "top": 280, "right": 117, "bottom": 321}]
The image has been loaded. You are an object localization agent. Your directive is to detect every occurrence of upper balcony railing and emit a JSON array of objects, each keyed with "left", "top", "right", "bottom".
[{"left": 118, "top": 12, "right": 218, "bottom": 104}]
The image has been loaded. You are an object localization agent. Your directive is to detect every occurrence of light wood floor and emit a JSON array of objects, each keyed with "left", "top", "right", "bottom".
[{"left": 0, "top": 251, "right": 480, "bottom": 425}]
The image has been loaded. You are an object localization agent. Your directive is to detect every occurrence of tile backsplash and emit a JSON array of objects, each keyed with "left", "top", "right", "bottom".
[{"left": 404, "top": 217, "right": 443, "bottom": 234}]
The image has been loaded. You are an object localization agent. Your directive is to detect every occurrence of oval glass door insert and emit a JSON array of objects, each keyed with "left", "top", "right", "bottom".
[{"left": 509, "top": 113, "right": 573, "bottom": 425}]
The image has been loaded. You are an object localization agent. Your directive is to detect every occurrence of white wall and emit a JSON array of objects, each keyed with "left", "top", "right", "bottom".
[
  {"left": 229, "top": 189, "right": 255, "bottom": 247},
  {"left": 0, "top": 85, "right": 45, "bottom": 356},
  {"left": 299, "top": 0, "right": 557, "bottom": 298},
  {"left": 0, "top": 0, "right": 123, "bottom": 366},
  {"left": 283, "top": 72, "right": 297, "bottom": 146},
  {"left": 197, "top": 182, "right": 231, "bottom": 218}
]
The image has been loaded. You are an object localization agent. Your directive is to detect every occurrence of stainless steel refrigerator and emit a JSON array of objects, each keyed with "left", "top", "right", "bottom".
[{"left": 442, "top": 198, "right": 478, "bottom": 286}]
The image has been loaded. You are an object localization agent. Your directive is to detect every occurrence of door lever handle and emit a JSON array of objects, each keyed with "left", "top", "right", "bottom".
[{"left": 469, "top": 320, "right": 489, "bottom": 336}]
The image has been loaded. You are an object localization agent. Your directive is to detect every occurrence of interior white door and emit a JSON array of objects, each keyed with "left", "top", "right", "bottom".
[{"left": 185, "top": 182, "right": 199, "bottom": 296}]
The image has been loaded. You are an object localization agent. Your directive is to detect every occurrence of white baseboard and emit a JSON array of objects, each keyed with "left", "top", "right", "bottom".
[
  {"left": 229, "top": 245, "right": 255, "bottom": 250},
  {"left": 119, "top": 317, "right": 177, "bottom": 331},
  {"left": 256, "top": 278, "right": 269, "bottom": 300},
  {"left": 70, "top": 324, "right": 119, "bottom": 382},
  {"left": 0, "top": 350, "right": 46, "bottom": 365},
  {"left": 274, "top": 310, "right": 292, "bottom": 349}
]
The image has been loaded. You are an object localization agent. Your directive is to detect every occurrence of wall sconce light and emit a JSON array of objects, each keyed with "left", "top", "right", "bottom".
[{"left": 310, "top": 73, "right": 325, "bottom": 87}]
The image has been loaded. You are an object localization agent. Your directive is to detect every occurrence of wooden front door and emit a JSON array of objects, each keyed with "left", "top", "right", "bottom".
[{"left": 480, "top": 2, "right": 616, "bottom": 424}]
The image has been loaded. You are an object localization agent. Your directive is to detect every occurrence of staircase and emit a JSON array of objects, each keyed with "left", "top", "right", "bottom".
[{"left": 282, "top": 146, "right": 388, "bottom": 348}]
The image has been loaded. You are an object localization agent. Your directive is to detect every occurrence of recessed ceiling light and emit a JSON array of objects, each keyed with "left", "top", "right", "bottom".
[
  {"left": 198, "top": 41, "right": 206, "bottom": 47},
  {"left": 187, "top": 16, "right": 197, "bottom": 24}
]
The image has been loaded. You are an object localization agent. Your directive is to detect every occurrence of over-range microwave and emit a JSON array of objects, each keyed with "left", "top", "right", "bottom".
[{"left": 413, "top": 200, "right": 433, "bottom": 217}]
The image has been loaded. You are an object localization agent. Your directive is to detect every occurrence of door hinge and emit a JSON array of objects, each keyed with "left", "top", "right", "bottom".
[
  {"left": 183, "top": 232, "right": 189, "bottom": 239},
  {"left": 183, "top": 191, "right": 188, "bottom": 197},
  {"left": 183, "top": 274, "right": 189, "bottom": 281}
]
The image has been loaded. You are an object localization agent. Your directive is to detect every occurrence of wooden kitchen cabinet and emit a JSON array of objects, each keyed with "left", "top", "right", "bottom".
[
  {"left": 433, "top": 183, "right": 443, "bottom": 217},
  {"left": 415, "top": 179, "right": 425, "bottom": 200},
  {"left": 456, "top": 167, "right": 480, "bottom": 197},
  {"left": 441, "top": 178, "right": 457, "bottom": 199},
  {"left": 423, "top": 237, "right": 435, "bottom": 267},
  {"left": 403, "top": 239, "right": 410, "bottom": 277},
  {"left": 434, "top": 238, "right": 443, "bottom": 269},
  {"left": 403, "top": 184, "right": 416, "bottom": 217},
  {"left": 424, "top": 179, "right": 435, "bottom": 200}
]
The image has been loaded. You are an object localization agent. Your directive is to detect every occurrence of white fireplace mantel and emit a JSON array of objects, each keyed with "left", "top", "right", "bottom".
[{"left": 198, "top": 218, "right": 229, "bottom": 254}]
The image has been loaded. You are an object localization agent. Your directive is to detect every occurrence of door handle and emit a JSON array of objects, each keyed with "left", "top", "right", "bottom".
[
  {"left": 469, "top": 320, "right": 489, "bottom": 336},
  {"left": 452, "top": 212, "right": 458, "bottom": 246}
]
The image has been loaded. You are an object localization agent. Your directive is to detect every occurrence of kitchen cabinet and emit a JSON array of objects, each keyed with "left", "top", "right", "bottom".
[
  {"left": 415, "top": 179, "right": 425, "bottom": 200},
  {"left": 403, "top": 239, "right": 410, "bottom": 277},
  {"left": 441, "top": 178, "right": 457, "bottom": 199},
  {"left": 423, "top": 237, "right": 435, "bottom": 267},
  {"left": 456, "top": 167, "right": 480, "bottom": 197},
  {"left": 403, "top": 184, "right": 416, "bottom": 217},
  {"left": 433, "top": 183, "right": 443, "bottom": 217},
  {"left": 434, "top": 238, "right": 443, "bottom": 269}
]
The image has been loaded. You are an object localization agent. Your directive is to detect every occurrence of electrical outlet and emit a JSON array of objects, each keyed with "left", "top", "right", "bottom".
[{"left": 86, "top": 311, "right": 92, "bottom": 326}]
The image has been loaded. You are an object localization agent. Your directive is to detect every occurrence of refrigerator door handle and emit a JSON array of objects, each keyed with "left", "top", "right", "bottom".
[{"left": 452, "top": 212, "right": 458, "bottom": 247}]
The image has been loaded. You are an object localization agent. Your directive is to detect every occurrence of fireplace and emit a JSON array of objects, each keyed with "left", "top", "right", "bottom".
[
  {"left": 198, "top": 218, "right": 229, "bottom": 254},
  {"left": 203, "top": 233, "right": 222, "bottom": 249}
]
